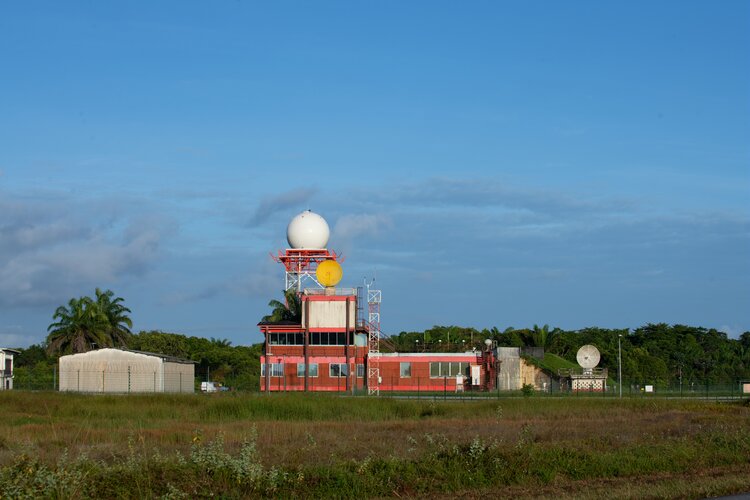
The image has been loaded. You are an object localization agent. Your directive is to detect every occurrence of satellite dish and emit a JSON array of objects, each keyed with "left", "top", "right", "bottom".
[
  {"left": 576, "top": 345, "right": 600, "bottom": 369},
  {"left": 316, "top": 259, "right": 343, "bottom": 287}
]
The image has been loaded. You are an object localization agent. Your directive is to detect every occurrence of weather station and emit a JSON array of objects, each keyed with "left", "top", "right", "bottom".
[
  {"left": 272, "top": 210, "right": 343, "bottom": 292},
  {"left": 260, "top": 210, "right": 381, "bottom": 395}
]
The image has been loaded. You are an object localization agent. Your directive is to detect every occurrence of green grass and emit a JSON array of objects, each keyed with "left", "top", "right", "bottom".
[
  {"left": 521, "top": 352, "right": 577, "bottom": 376},
  {"left": 1, "top": 391, "right": 750, "bottom": 498}
]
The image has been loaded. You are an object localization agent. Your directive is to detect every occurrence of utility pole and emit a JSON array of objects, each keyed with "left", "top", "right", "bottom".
[{"left": 618, "top": 333, "right": 623, "bottom": 398}]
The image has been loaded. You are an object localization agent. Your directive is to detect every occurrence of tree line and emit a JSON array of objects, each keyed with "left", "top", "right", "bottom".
[
  {"left": 13, "top": 289, "right": 262, "bottom": 390},
  {"left": 389, "top": 324, "right": 750, "bottom": 385},
  {"left": 10, "top": 289, "right": 750, "bottom": 389}
]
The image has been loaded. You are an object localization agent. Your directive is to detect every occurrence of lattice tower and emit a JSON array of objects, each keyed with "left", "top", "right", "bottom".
[
  {"left": 365, "top": 279, "right": 381, "bottom": 396},
  {"left": 271, "top": 249, "right": 342, "bottom": 292}
]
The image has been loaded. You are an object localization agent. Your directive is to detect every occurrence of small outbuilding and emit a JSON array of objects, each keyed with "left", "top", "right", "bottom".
[
  {"left": 1, "top": 348, "right": 20, "bottom": 390},
  {"left": 58, "top": 348, "right": 195, "bottom": 393}
]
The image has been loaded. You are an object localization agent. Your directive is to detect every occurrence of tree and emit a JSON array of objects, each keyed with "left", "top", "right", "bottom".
[
  {"left": 261, "top": 290, "right": 302, "bottom": 323},
  {"left": 46, "top": 296, "right": 111, "bottom": 355},
  {"left": 95, "top": 288, "right": 133, "bottom": 347},
  {"left": 46, "top": 289, "right": 133, "bottom": 356},
  {"left": 530, "top": 324, "right": 559, "bottom": 350}
]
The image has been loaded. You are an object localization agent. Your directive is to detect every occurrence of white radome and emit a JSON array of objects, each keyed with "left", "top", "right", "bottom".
[{"left": 286, "top": 210, "right": 330, "bottom": 249}]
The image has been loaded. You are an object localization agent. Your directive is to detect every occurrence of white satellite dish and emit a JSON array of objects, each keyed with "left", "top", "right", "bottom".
[{"left": 576, "top": 345, "right": 601, "bottom": 370}]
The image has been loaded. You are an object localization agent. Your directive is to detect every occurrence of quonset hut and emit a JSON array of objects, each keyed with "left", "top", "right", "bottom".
[{"left": 58, "top": 348, "right": 195, "bottom": 393}]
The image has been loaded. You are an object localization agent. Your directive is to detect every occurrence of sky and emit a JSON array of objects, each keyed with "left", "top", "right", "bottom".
[{"left": 1, "top": 1, "right": 748, "bottom": 348}]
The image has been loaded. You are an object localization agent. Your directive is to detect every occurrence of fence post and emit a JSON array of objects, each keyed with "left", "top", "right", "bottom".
[
  {"left": 102, "top": 369, "right": 105, "bottom": 393},
  {"left": 444, "top": 376, "right": 447, "bottom": 400},
  {"left": 78, "top": 369, "right": 80, "bottom": 392},
  {"left": 128, "top": 366, "right": 131, "bottom": 393},
  {"left": 154, "top": 371, "right": 157, "bottom": 392},
  {"left": 180, "top": 372, "right": 182, "bottom": 393}
]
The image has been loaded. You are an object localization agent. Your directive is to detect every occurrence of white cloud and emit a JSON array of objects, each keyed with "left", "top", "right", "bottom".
[
  {"left": 0, "top": 189, "right": 175, "bottom": 307},
  {"left": 333, "top": 213, "right": 393, "bottom": 242},
  {"left": 249, "top": 188, "right": 317, "bottom": 227}
]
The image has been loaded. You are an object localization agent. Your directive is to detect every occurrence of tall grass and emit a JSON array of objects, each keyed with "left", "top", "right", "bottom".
[
  {"left": 1, "top": 392, "right": 749, "bottom": 498},
  {"left": 2, "top": 421, "right": 749, "bottom": 498}
]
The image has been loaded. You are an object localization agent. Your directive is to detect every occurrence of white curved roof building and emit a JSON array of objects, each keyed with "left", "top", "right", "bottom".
[{"left": 58, "top": 348, "right": 195, "bottom": 393}]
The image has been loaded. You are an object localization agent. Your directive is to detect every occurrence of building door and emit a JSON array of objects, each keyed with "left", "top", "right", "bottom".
[{"left": 471, "top": 365, "right": 481, "bottom": 386}]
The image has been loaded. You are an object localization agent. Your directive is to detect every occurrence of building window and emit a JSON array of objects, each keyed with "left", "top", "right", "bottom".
[
  {"left": 329, "top": 363, "right": 349, "bottom": 377},
  {"left": 261, "top": 363, "right": 284, "bottom": 377},
  {"left": 268, "top": 333, "right": 303, "bottom": 345},
  {"left": 296, "top": 363, "right": 318, "bottom": 377},
  {"left": 310, "top": 332, "right": 350, "bottom": 345},
  {"left": 400, "top": 362, "right": 411, "bottom": 378},
  {"left": 357, "top": 364, "right": 364, "bottom": 378},
  {"left": 429, "top": 362, "right": 469, "bottom": 378}
]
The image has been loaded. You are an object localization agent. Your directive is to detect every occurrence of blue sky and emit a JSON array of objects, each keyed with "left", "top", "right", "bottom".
[{"left": 1, "top": 1, "right": 748, "bottom": 347}]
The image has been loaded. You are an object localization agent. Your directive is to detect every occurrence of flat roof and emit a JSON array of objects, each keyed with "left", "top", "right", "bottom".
[{"left": 377, "top": 352, "right": 478, "bottom": 357}]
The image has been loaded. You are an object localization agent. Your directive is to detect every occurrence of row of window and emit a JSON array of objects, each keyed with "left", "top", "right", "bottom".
[
  {"left": 262, "top": 362, "right": 471, "bottom": 379},
  {"left": 262, "top": 363, "right": 365, "bottom": 378},
  {"left": 429, "top": 362, "right": 470, "bottom": 378},
  {"left": 267, "top": 332, "right": 354, "bottom": 346}
]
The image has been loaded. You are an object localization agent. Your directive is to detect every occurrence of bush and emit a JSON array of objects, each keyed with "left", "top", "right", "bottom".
[{"left": 521, "top": 384, "right": 535, "bottom": 397}]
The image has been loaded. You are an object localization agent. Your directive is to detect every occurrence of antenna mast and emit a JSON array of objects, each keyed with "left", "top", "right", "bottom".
[{"left": 365, "top": 277, "right": 381, "bottom": 396}]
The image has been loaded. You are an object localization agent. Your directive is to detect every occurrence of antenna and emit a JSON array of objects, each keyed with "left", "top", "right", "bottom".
[
  {"left": 363, "top": 276, "right": 381, "bottom": 396},
  {"left": 576, "top": 345, "right": 601, "bottom": 374}
]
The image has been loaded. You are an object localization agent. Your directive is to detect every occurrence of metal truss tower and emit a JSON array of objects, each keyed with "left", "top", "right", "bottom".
[
  {"left": 272, "top": 249, "right": 342, "bottom": 292},
  {"left": 365, "top": 279, "right": 381, "bottom": 396}
]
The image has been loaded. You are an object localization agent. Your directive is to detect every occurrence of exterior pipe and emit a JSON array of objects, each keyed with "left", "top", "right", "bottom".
[
  {"left": 304, "top": 296, "right": 310, "bottom": 392},
  {"left": 345, "top": 297, "right": 350, "bottom": 393},
  {"left": 264, "top": 326, "right": 270, "bottom": 393}
]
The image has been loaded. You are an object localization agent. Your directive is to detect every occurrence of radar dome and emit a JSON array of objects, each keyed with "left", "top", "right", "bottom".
[
  {"left": 286, "top": 210, "right": 330, "bottom": 249},
  {"left": 316, "top": 259, "right": 343, "bottom": 287}
]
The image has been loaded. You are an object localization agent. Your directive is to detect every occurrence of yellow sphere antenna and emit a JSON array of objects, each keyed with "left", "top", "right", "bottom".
[{"left": 316, "top": 259, "right": 343, "bottom": 287}]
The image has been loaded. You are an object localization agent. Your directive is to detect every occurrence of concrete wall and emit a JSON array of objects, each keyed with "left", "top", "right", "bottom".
[
  {"left": 520, "top": 360, "right": 552, "bottom": 391},
  {"left": 495, "top": 347, "right": 552, "bottom": 391},
  {"left": 496, "top": 347, "right": 521, "bottom": 391},
  {"left": 304, "top": 299, "right": 357, "bottom": 329}
]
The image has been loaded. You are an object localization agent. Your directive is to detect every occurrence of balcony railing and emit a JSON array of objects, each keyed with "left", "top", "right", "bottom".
[{"left": 557, "top": 367, "right": 608, "bottom": 377}]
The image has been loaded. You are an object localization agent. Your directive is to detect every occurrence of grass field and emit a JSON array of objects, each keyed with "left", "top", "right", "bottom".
[{"left": 1, "top": 392, "right": 749, "bottom": 498}]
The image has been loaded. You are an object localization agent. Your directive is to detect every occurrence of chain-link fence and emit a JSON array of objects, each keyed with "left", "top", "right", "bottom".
[
  {"left": 11, "top": 366, "right": 194, "bottom": 393},
  {"left": 9, "top": 365, "right": 750, "bottom": 400},
  {"left": 259, "top": 373, "right": 750, "bottom": 400}
]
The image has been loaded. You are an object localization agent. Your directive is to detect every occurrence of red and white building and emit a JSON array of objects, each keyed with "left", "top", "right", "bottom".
[{"left": 259, "top": 210, "right": 498, "bottom": 393}]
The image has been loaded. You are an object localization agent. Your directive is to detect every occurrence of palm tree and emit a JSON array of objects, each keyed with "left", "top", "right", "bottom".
[
  {"left": 95, "top": 288, "right": 133, "bottom": 347},
  {"left": 46, "top": 289, "right": 133, "bottom": 356},
  {"left": 94, "top": 288, "right": 133, "bottom": 346},
  {"left": 46, "top": 296, "right": 111, "bottom": 355},
  {"left": 210, "top": 337, "right": 232, "bottom": 348},
  {"left": 531, "top": 324, "right": 559, "bottom": 351},
  {"left": 262, "top": 289, "right": 302, "bottom": 323}
]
